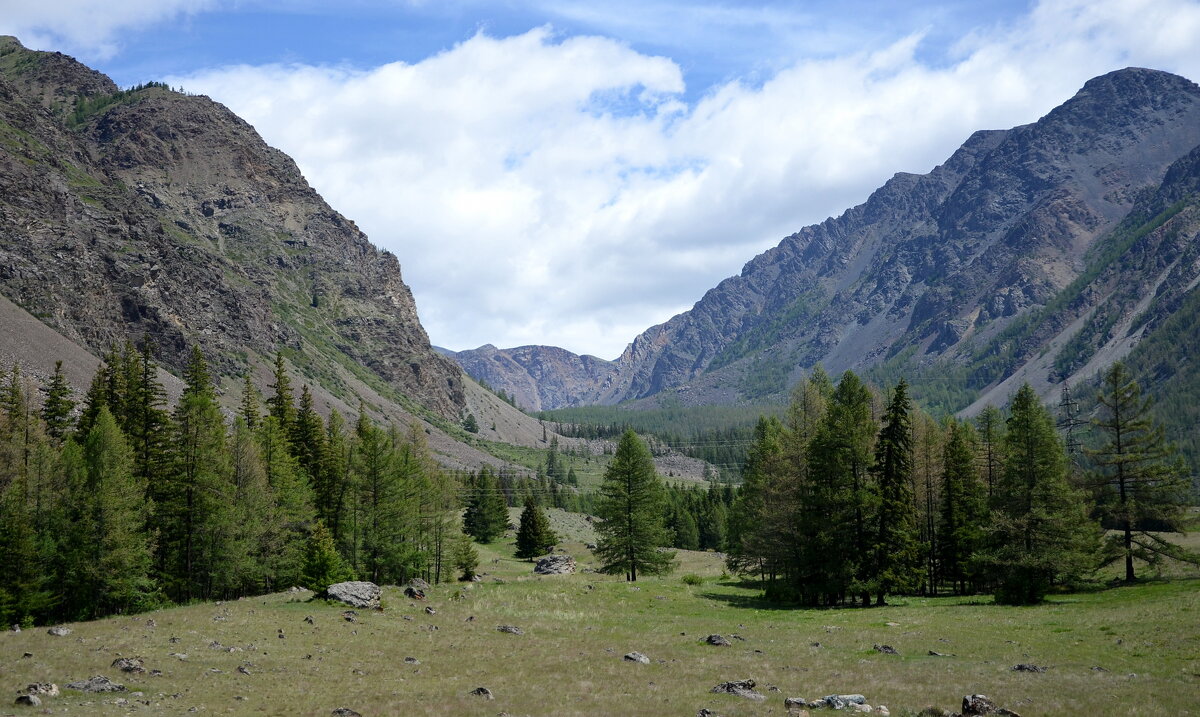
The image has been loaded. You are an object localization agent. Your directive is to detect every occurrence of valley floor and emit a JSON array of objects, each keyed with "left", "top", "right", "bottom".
[{"left": 5, "top": 538, "right": 1199, "bottom": 716}]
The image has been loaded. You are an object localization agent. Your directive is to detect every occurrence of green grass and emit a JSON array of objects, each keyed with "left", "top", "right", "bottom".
[{"left": 7, "top": 535, "right": 1199, "bottom": 716}]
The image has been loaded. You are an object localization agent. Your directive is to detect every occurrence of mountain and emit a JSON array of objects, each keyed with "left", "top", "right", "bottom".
[
  {"left": 451, "top": 68, "right": 1200, "bottom": 424},
  {"left": 0, "top": 36, "right": 567, "bottom": 470}
]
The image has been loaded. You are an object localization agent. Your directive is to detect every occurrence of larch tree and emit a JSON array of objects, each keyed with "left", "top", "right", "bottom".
[
  {"left": 937, "top": 419, "right": 987, "bottom": 594},
  {"left": 594, "top": 430, "right": 675, "bottom": 581}
]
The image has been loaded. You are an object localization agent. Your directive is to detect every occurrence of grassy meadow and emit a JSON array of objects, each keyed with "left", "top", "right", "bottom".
[{"left": 3, "top": 527, "right": 1198, "bottom": 716}]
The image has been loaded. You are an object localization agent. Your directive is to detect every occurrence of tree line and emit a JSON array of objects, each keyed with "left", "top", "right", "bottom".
[
  {"left": 724, "top": 364, "right": 1193, "bottom": 605},
  {"left": 0, "top": 343, "right": 467, "bottom": 626}
]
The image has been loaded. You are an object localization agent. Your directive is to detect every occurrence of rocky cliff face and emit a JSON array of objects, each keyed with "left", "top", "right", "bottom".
[
  {"left": 0, "top": 37, "right": 465, "bottom": 419},
  {"left": 451, "top": 68, "right": 1200, "bottom": 413}
]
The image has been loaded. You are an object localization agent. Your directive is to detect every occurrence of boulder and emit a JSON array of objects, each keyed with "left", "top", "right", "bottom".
[
  {"left": 65, "top": 675, "right": 125, "bottom": 693},
  {"left": 785, "top": 697, "right": 809, "bottom": 708},
  {"left": 406, "top": 578, "right": 431, "bottom": 591},
  {"left": 711, "top": 679, "right": 766, "bottom": 701},
  {"left": 47, "top": 626, "right": 71, "bottom": 636},
  {"left": 962, "top": 695, "right": 998, "bottom": 715},
  {"left": 111, "top": 657, "right": 146, "bottom": 673},
  {"left": 25, "top": 684, "right": 58, "bottom": 697},
  {"left": 534, "top": 554, "right": 576, "bottom": 575},
  {"left": 817, "top": 694, "right": 868, "bottom": 710},
  {"left": 623, "top": 651, "right": 650, "bottom": 664},
  {"left": 14, "top": 695, "right": 40, "bottom": 707},
  {"left": 705, "top": 634, "right": 731, "bottom": 647},
  {"left": 321, "top": 581, "right": 381, "bottom": 609}
]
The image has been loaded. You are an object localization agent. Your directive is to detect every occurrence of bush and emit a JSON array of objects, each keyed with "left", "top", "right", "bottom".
[{"left": 681, "top": 574, "right": 704, "bottom": 586}]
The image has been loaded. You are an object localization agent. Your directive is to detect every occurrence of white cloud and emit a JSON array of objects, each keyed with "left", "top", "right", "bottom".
[
  {"left": 0, "top": 0, "right": 215, "bottom": 60},
  {"left": 163, "top": 0, "right": 1200, "bottom": 359}
]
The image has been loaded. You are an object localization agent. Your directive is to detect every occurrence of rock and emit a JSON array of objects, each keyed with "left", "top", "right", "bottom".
[
  {"left": 407, "top": 578, "right": 431, "bottom": 591},
  {"left": 817, "top": 694, "right": 868, "bottom": 710},
  {"left": 321, "top": 581, "right": 381, "bottom": 609},
  {"left": 14, "top": 695, "right": 40, "bottom": 707},
  {"left": 785, "top": 697, "right": 809, "bottom": 708},
  {"left": 403, "top": 657, "right": 420, "bottom": 665},
  {"left": 111, "top": 657, "right": 146, "bottom": 673},
  {"left": 623, "top": 651, "right": 650, "bottom": 664},
  {"left": 711, "top": 679, "right": 766, "bottom": 701},
  {"left": 330, "top": 709, "right": 362, "bottom": 717},
  {"left": 10, "top": 624, "right": 20, "bottom": 632},
  {"left": 470, "top": 687, "right": 494, "bottom": 700},
  {"left": 698, "top": 710, "right": 725, "bottom": 717},
  {"left": 1011, "top": 663, "right": 1046, "bottom": 673},
  {"left": 404, "top": 586, "right": 426, "bottom": 600},
  {"left": 917, "top": 708, "right": 952, "bottom": 717},
  {"left": 65, "top": 675, "right": 126, "bottom": 693},
  {"left": 497, "top": 625, "right": 524, "bottom": 635},
  {"left": 145, "top": 619, "right": 156, "bottom": 628},
  {"left": 343, "top": 610, "right": 358, "bottom": 623},
  {"left": 424, "top": 606, "right": 436, "bottom": 615},
  {"left": 25, "top": 684, "right": 58, "bottom": 697},
  {"left": 47, "top": 626, "right": 71, "bottom": 636},
  {"left": 534, "top": 554, "right": 576, "bottom": 575},
  {"left": 304, "top": 615, "right": 315, "bottom": 624},
  {"left": 873, "top": 643, "right": 899, "bottom": 655},
  {"left": 928, "top": 650, "right": 955, "bottom": 657},
  {"left": 962, "top": 695, "right": 1000, "bottom": 715},
  {"left": 705, "top": 634, "right": 731, "bottom": 647},
  {"left": 585, "top": 543, "right": 597, "bottom": 550}
]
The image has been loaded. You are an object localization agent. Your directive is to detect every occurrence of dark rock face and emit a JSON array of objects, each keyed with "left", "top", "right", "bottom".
[
  {"left": 0, "top": 37, "right": 464, "bottom": 419},
  {"left": 447, "top": 69, "right": 1200, "bottom": 412}
]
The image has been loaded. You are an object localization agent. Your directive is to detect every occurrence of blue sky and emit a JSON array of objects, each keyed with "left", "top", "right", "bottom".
[{"left": 3, "top": 1, "right": 1200, "bottom": 358}]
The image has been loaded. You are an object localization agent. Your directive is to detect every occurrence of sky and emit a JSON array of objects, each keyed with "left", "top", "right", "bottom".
[{"left": 4, "top": 1, "right": 1200, "bottom": 359}]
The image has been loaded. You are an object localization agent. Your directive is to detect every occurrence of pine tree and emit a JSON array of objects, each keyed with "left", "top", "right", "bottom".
[
  {"left": 515, "top": 495, "right": 557, "bottom": 559},
  {"left": 41, "top": 361, "right": 75, "bottom": 441},
  {"left": 302, "top": 520, "right": 352, "bottom": 591},
  {"left": 1089, "top": 362, "right": 1194, "bottom": 582},
  {"left": 982, "top": 384, "right": 1099, "bottom": 604},
  {"left": 937, "top": 420, "right": 987, "bottom": 594},
  {"left": 594, "top": 430, "right": 675, "bottom": 581},
  {"left": 462, "top": 466, "right": 508, "bottom": 543},
  {"left": 870, "top": 379, "right": 922, "bottom": 604},
  {"left": 267, "top": 353, "right": 296, "bottom": 432}
]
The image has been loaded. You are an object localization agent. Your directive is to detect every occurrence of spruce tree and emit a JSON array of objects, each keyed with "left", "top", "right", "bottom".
[
  {"left": 594, "top": 430, "right": 675, "bottom": 581},
  {"left": 302, "top": 520, "right": 352, "bottom": 591},
  {"left": 515, "top": 495, "right": 557, "bottom": 559},
  {"left": 937, "top": 420, "right": 987, "bottom": 594},
  {"left": 257, "top": 415, "right": 314, "bottom": 589},
  {"left": 462, "top": 466, "right": 508, "bottom": 543},
  {"left": 291, "top": 385, "right": 326, "bottom": 482},
  {"left": 267, "top": 353, "right": 296, "bottom": 432},
  {"left": 451, "top": 530, "right": 480, "bottom": 581},
  {"left": 1089, "top": 362, "right": 1194, "bottom": 581},
  {"left": 41, "top": 361, "right": 75, "bottom": 441},
  {"left": 239, "top": 374, "right": 261, "bottom": 431},
  {"left": 870, "top": 379, "right": 922, "bottom": 604},
  {"left": 982, "top": 384, "right": 1099, "bottom": 604}
]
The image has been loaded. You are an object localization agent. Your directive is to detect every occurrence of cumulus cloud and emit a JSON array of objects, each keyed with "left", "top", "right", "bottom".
[
  {"left": 164, "top": 0, "right": 1200, "bottom": 359},
  {"left": 0, "top": 0, "right": 215, "bottom": 60}
]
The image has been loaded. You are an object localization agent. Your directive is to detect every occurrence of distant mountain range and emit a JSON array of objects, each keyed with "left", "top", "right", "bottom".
[{"left": 446, "top": 68, "right": 1200, "bottom": 455}]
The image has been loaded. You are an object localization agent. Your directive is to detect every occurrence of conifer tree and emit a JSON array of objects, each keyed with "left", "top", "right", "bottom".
[
  {"left": 594, "top": 430, "right": 675, "bottom": 581},
  {"left": 267, "top": 353, "right": 296, "bottom": 432},
  {"left": 462, "top": 466, "right": 508, "bottom": 543},
  {"left": 669, "top": 504, "right": 700, "bottom": 550},
  {"left": 257, "top": 415, "right": 314, "bottom": 589},
  {"left": 515, "top": 495, "right": 557, "bottom": 559},
  {"left": 974, "top": 405, "right": 1005, "bottom": 499},
  {"left": 1089, "top": 362, "right": 1194, "bottom": 581},
  {"left": 451, "top": 530, "right": 480, "bottom": 581},
  {"left": 41, "top": 361, "right": 75, "bottom": 441},
  {"left": 870, "top": 379, "right": 922, "bottom": 604},
  {"left": 227, "top": 418, "right": 273, "bottom": 593},
  {"left": 351, "top": 418, "right": 403, "bottom": 582},
  {"left": 937, "top": 420, "right": 987, "bottom": 594},
  {"left": 239, "top": 374, "right": 261, "bottom": 431},
  {"left": 318, "top": 410, "right": 351, "bottom": 542},
  {"left": 77, "top": 361, "right": 111, "bottom": 438},
  {"left": 291, "top": 385, "right": 326, "bottom": 482},
  {"left": 302, "top": 520, "right": 352, "bottom": 591},
  {"left": 982, "top": 384, "right": 1099, "bottom": 604}
]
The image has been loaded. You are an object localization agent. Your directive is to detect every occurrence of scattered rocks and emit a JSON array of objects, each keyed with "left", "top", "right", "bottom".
[
  {"left": 497, "top": 625, "right": 524, "bottom": 635},
  {"left": 330, "top": 709, "right": 362, "bottom": 717},
  {"left": 705, "top": 634, "right": 731, "bottom": 647},
  {"left": 111, "top": 657, "right": 146, "bottom": 673},
  {"left": 404, "top": 586, "right": 426, "bottom": 600},
  {"left": 623, "top": 651, "right": 650, "bottom": 664},
  {"left": 711, "top": 679, "right": 766, "bottom": 701},
  {"left": 1011, "top": 663, "right": 1046, "bottom": 673},
  {"left": 47, "top": 626, "right": 72, "bottom": 636},
  {"left": 534, "top": 554, "right": 576, "bottom": 575},
  {"left": 873, "top": 644, "right": 899, "bottom": 655},
  {"left": 322, "top": 581, "right": 382, "bottom": 610},
  {"left": 470, "top": 687, "right": 494, "bottom": 700},
  {"left": 65, "top": 675, "right": 126, "bottom": 693},
  {"left": 14, "top": 695, "right": 40, "bottom": 707}
]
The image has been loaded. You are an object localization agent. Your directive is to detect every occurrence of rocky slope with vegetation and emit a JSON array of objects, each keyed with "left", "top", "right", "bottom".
[
  {"left": 451, "top": 69, "right": 1200, "bottom": 438},
  {"left": 0, "top": 36, "right": 466, "bottom": 422}
]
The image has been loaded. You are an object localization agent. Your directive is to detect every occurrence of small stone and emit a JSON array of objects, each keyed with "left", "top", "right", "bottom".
[
  {"left": 873, "top": 643, "right": 899, "bottom": 655},
  {"left": 237, "top": 665, "right": 251, "bottom": 675},
  {"left": 169, "top": 636, "right": 181, "bottom": 643},
  {"left": 885, "top": 621, "right": 900, "bottom": 627},
  {"left": 331, "top": 709, "right": 362, "bottom": 717},
  {"left": 22, "top": 652, "right": 33, "bottom": 658},
  {"left": 705, "top": 634, "right": 731, "bottom": 647},
  {"left": 785, "top": 697, "right": 809, "bottom": 709},
  {"left": 47, "top": 626, "right": 72, "bottom": 636},
  {"left": 10, "top": 624, "right": 20, "bottom": 632},
  {"left": 424, "top": 606, "right": 436, "bottom": 615},
  {"left": 112, "top": 657, "right": 146, "bottom": 673},
  {"left": 304, "top": 615, "right": 315, "bottom": 624},
  {"left": 497, "top": 625, "right": 524, "bottom": 635},
  {"left": 146, "top": 619, "right": 156, "bottom": 628},
  {"left": 403, "top": 657, "right": 420, "bottom": 665},
  {"left": 343, "top": 610, "right": 358, "bottom": 623},
  {"left": 711, "top": 679, "right": 766, "bottom": 701},
  {"left": 623, "top": 651, "right": 650, "bottom": 664},
  {"left": 1011, "top": 663, "right": 1046, "bottom": 673},
  {"left": 14, "top": 694, "right": 41, "bottom": 707},
  {"left": 470, "top": 686, "right": 494, "bottom": 700},
  {"left": 928, "top": 650, "right": 955, "bottom": 657}
]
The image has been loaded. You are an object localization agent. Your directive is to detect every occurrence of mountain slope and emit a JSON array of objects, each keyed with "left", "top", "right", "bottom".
[{"left": 452, "top": 68, "right": 1200, "bottom": 416}]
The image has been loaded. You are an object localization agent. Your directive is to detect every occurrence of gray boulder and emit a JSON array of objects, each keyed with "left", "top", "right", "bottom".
[
  {"left": 711, "top": 679, "right": 766, "bottom": 701},
  {"left": 534, "top": 554, "right": 576, "bottom": 575},
  {"left": 66, "top": 675, "right": 125, "bottom": 693},
  {"left": 25, "top": 684, "right": 58, "bottom": 697},
  {"left": 705, "top": 634, "right": 731, "bottom": 647},
  {"left": 623, "top": 651, "right": 650, "bottom": 664},
  {"left": 406, "top": 578, "right": 431, "bottom": 591},
  {"left": 321, "top": 581, "right": 381, "bottom": 610},
  {"left": 817, "top": 694, "right": 868, "bottom": 709},
  {"left": 14, "top": 695, "right": 40, "bottom": 707},
  {"left": 47, "top": 626, "right": 71, "bottom": 636}
]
